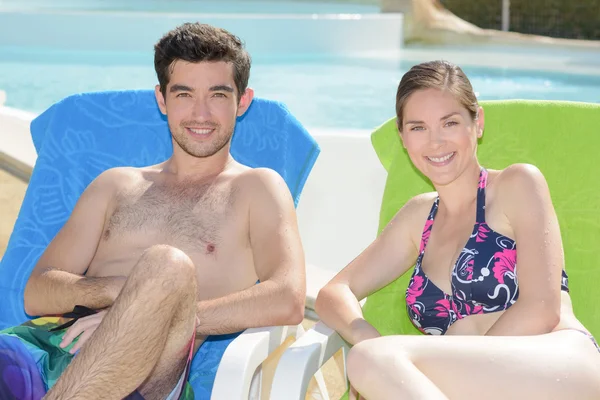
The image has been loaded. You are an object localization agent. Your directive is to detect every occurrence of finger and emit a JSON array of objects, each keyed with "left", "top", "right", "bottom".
[
  {"left": 69, "top": 326, "right": 97, "bottom": 354},
  {"left": 60, "top": 314, "right": 101, "bottom": 348},
  {"left": 60, "top": 321, "right": 85, "bottom": 348}
]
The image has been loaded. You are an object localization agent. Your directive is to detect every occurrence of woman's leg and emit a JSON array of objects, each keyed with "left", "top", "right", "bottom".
[{"left": 346, "top": 330, "right": 600, "bottom": 400}]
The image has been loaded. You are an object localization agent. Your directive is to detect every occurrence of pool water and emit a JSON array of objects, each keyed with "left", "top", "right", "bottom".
[
  {"left": 2, "top": 48, "right": 599, "bottom": 129},
  {"left": 0, "top": 0, "right": 380, "bottom": 14}
]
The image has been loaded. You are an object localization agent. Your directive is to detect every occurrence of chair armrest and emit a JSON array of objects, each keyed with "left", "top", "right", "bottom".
[
  {"left": 211, "top": 324, "right": 304, "bottom": 399},
  {"left": 270, "top": 321, "right": 351, "bottom": 400}
]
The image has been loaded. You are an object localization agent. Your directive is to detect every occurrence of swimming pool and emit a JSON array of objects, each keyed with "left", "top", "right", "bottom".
[
  {"left": 2, "top": 46, "right": 600, "bottom": 130},
  {"left": 1, "top": 1, "right": 599, "bottom": 129},
  {"left": 0, "top": 0, "right": 380, "bottom": 14}
]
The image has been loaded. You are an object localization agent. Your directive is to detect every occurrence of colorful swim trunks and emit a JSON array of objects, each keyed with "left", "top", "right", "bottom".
[{"left": 0, "top": 306, "right": 195, "bottom": 400}]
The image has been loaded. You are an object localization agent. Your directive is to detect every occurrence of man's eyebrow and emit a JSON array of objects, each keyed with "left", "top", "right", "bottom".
[
  {"left": 169, "top": 84, "right": 194, "bottom": 93},
  {"left": 209, "top": 85, "right": 234, "bottom": 93},
  {"left": 405, "top": 112, "right": 461, "bottom": 125}
]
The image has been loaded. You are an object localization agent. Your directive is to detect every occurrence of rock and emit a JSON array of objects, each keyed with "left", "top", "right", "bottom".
[{"left": 381, "top": 0, "right": 600, "bottom": 49}]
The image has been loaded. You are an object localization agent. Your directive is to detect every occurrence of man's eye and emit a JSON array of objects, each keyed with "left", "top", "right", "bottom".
[
  {"left": 213, "top": 93, "right": 227, "bottom": 98},
  {"left": 410, "top": 126, "right": 425, "bottom": 131},
  {"left": 176, "top": 93, "right": 190, "bottom": 98}
]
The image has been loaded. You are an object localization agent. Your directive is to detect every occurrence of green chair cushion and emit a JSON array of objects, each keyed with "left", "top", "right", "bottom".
[{"left": 367, "top": 100, "right": 600, "bottom": 338}]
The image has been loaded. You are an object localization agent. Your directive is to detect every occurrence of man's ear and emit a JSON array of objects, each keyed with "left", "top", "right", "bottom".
[
  {"left": 155, "top": 85, "right": 167, "bottom": 115},
  {"left": 236, "top": 87, "right": 254, "bottom": 117}
]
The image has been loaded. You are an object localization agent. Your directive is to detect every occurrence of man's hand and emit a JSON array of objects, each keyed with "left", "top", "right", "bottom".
[{"left": 60, "top": 309, "right": 108, "bottom": 354}]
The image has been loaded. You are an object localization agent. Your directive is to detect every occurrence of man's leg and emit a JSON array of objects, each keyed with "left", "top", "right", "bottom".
[{"left": 46, "top": 244, "right": 198, "bottom": 400}]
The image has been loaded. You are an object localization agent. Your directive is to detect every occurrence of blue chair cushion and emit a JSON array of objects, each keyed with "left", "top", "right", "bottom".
[{"left": 0, "top": 89, "right": 320, "bottom": 397}]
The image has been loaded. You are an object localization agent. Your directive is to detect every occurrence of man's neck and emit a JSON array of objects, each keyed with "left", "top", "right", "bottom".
[{"left": 162, "top": 145, "right": 234, "bottom": 182}]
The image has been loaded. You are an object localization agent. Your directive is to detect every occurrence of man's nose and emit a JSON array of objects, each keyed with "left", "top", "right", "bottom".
[{"left": 191, "top": 97, "right": 211, "bottom": 120}]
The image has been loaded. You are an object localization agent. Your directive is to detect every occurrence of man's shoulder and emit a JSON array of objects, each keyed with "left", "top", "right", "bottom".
[
  {"left": 231, "top": 167, "right": 293, "bottom": 213},
  {"left": 236, "top": 167, "right": 284, "bottom": 182},
  {"left": 93, "top": 166, "right": 144, "bottom": 189},
  {"left": 235, "top": 167, "right": 287, "bottom": 195}
]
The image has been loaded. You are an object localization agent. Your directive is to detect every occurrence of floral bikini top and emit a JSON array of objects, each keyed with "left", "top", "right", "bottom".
[{"left": 405, "top": 168, "right": 570, "bottom": 335}]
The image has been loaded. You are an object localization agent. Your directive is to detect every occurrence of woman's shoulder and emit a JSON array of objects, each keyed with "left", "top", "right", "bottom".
[
  {"left": 381, "top": 192, "right": 438, "bottom": 256},
  {"left": 394, "top": 192, "right": 438, "bottom": 227},
  {"left": 488, "top": 163, "right": 553, "bottom": 223},
  {"left": 404, "top": 191, "right": 438, "bottom": 211},
  {"left": 491, "top": 163, "right": 548, "bottom": 193}
]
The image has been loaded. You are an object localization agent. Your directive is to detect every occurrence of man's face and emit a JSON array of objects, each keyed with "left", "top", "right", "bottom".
[{"left": 155, "top": 60, "right": 252, "bottom": 158}]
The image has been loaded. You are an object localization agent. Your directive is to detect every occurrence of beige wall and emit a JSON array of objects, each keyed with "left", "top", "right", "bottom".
[{"left": 0, "top": 170, "right": 26, "bottom": 258}]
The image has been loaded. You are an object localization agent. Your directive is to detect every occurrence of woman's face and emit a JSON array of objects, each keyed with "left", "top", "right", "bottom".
[{"left": 400, "top": 88, "right": 484, "bottom": 187}]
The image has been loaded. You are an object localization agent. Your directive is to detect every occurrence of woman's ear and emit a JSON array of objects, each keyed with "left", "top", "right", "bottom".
[
  {"left": 476, "top": 106, "right": 485, "bottom": 138},
  {"left": 397, "top": 119, "right": 406, "bottom": 148}
]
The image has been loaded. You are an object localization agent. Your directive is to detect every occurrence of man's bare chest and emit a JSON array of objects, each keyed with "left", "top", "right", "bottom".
[{"left": 103, "top": 181, "right": 238, "bottom": 247}]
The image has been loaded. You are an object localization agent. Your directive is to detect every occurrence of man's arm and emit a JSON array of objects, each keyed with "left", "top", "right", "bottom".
[
  {"left": 24, "top": 168, "right": 127, "bottom": 316},
  {"left": 195, "top": 168, "right": 306, "bottom": 335}
]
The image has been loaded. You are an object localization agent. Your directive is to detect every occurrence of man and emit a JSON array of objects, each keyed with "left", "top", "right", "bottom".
[{"left": 17, "top": 22, "right": 305, "bottom": 399}]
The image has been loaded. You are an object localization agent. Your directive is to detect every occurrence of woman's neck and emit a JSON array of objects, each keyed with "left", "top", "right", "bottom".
[{"left": 434, "top": 162, "right": 482, "bottom": 216}]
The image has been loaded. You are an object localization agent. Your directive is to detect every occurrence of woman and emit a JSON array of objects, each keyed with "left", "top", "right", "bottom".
[{"left": 315, "top": 60, "right": 600, "bottom": 400}]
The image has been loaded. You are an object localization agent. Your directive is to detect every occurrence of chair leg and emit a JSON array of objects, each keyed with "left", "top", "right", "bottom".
[
  {"left": 313, "top": 369, "right": 331, "bottom": 400},
  {"left": 339, "top": 346, "right": 348, "bottom": 392},
  {"left": 259, "top": 329, "right": 304, "bottom": 399},
  {"left": 249, "top": 365, "right": 262, "bottom": 400}
]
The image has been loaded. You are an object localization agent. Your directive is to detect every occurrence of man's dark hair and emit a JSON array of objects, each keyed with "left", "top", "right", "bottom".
[{"left": 154, "top": 23, "right": 251, "bottom": 100}]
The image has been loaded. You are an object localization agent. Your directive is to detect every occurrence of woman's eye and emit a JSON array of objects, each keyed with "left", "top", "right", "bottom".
[
  {"left": 445, "top": 120, "right": 458, "bottom": 127},
  {"left": 410, "top": 126, "right": 425, "bottom": 131}
]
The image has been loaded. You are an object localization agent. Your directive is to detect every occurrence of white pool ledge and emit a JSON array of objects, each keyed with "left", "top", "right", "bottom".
[{"left": 0, "top": 106, "right": 37, "bottom": 179}]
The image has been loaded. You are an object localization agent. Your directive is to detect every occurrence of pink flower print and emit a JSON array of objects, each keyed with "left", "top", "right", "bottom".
[
  {"left": 465, "top": 259, "right": 474, "bottom": 280},
  {"left": 478, "top": 170, "right": 487, "bottom": 189},
  {"left": 492, "top": 249, "right": 517, "bottom": 284},
  {"left": 476, "top": 224, "right": 490, "bottom": 243},
  {"left": 434, "top": 298, "right": 452, "bottom": 318},
  {"left": 420, "top": 220, "right": 434, "bottom": 252},
  {"left": 406, "top": 275, "right": 425, "bottom": 315},
  {"left": 464, "top": 302, "right": 483, "bottom": 315}
]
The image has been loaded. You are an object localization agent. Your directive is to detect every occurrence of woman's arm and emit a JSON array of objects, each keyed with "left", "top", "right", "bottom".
[
  {"left": 485, "top": 164, "right": 563, "bottom": 336},
  {"left": 315, "top": 194, "right": 431, "bottom": 345}
]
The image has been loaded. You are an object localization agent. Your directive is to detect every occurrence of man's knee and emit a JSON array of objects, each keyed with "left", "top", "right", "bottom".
[
  {"left": 141, "top": 244, "right": 194, "bottom": 267},
  {"left": 135, "top": 245, "right": 196, "bottom": 291}
]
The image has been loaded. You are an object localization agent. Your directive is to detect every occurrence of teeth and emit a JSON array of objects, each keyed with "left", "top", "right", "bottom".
[
  {"left": 188, "top": 128, "right": 213, "bottom": 135},
  {"left": 427, "top": 152, "right": 454, "bottom": 163}
]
